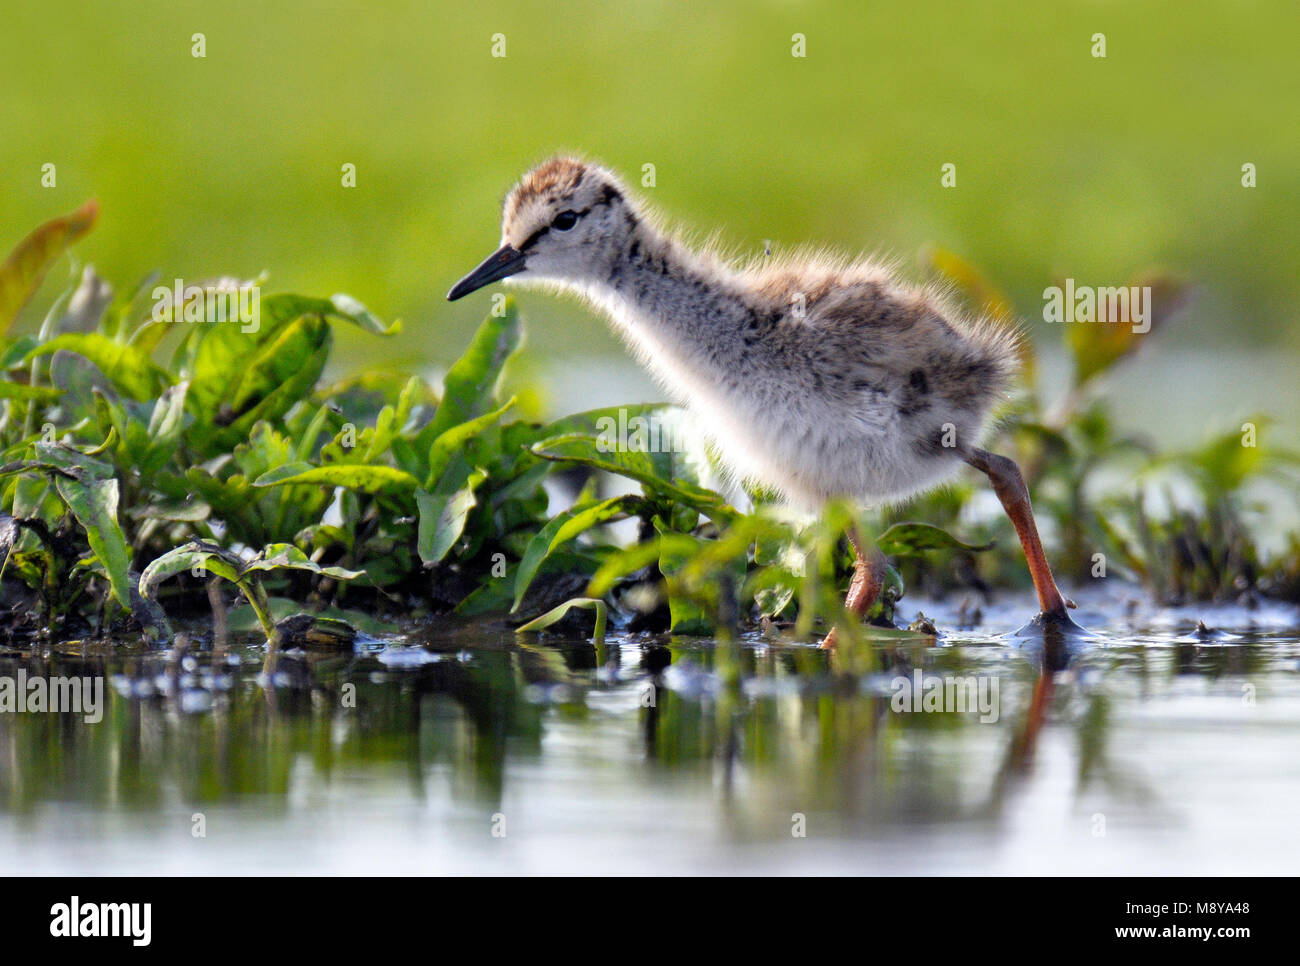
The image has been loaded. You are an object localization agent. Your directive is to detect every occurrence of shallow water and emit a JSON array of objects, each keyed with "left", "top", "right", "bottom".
[{"left": 1, "top": 585, "right": 1297, "bottom": 875}]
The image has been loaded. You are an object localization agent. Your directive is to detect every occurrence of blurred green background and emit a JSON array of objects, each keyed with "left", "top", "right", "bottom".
[{"left": 3, "top": 1, "right": 1297, "bottom": 416}]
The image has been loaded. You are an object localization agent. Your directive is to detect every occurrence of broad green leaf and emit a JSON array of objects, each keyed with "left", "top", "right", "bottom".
[
  {"left": 139, "top": 543, "right": 242, "bottom": 598},
  {"left": 490, "top": 459, "right": 551, "bottom": 510},
  {"left": 0, "top": 200, "right": 98, "bottom": 334},
  {"left": 420, "top": 301, "right": 522, "bottom": 445},
  {"left": 455, "top": 550, "right": 603, "bottom": 618},
  {"left": 425, "top": 396, "right": 516, "bottom": 489},
  {"left": 512, "top": 495, "right": 640, "bottom": 611},
  {"left": 190, "top": 315, "right": 331, "bottom": 451},
  {"left": 128, "top": 499, "right": 211, "bottom": 522},
  {"left": 253, "top": 462, "right": 419, "bottom": 494},
  {"left": 288, "top": 405, "right": 334, "bottom": 464},
  {"left": 34, "top": 439, "right": 114, "bottom": 478},
  {"left": 654, "top": 518, "right": 712, "bottom": 634},
  {"left": 54, "top": 472, "right": 132, "bottom": 606},
  {"left": 388, "top": 436, "right": 422, "bottom": 477},
  {"left": 186, "top": 292, "right": 393, "bottom": 428},
  {"left": 140, "top": 540, "right": 360, "bottom": 602},
  {"left": 586, "top": 533, "right": 701, "bottom": 598},
  {"left": 225, "top": 313, "right": 330, "bottom": 415},
  {"left": 454, "top": 562, "right": 521, "bottom": 616},
  {"left": 51, "top": 354, "right": 118, "bottom": 431},
  {"left": 875, "top": 522, "right": 994, "bottom": 557},
  {"left": 1181, "top": 418, "right": 1267, "bottom": 496},
  {"left": 362, "top": 405, "right": 398, "bottom": 462},
  {"left": 260, "top": 292, "right": 400, "bottom": 337},
  {"left": 29, "top": 441, "right": 130, "bottom": 605},
  {"left": 392, "top": 374, "right": 424, "bottom": 424},
  {"left": 515, "top": 597, "right": 607, "bottom": 644},
  {"left": 0, "top": 336, "right": 39, "bottom": 368},
  {"left": 415, "top": 467, "right": 487, "bottom": 566},
  {"left": 674, "top": 512, "right": 789, "bottom": 589},
  {"left": 527, "top": 402, "right": 674, "bottom": 444},
  {"left": 530, "top": 432, "right": 736, "bottom": 522},
  {"left": 242, "top": 543, "right": 362, "bottom": 581},
  {"left": 0, "top": 459, "right": 78, "bottom": 482},
  {"left": 651, "top": 515, "right": 751, "bottom": 635},
  {"left": 0, "top": 381, "right": 59, "bottom": 402},
  {"left": 20, "top": 333, "right": 166, "bottom": 400}
]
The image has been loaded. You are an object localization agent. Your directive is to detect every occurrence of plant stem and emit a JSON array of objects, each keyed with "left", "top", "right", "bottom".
[{"left": 236, "top": 575, "right": 280, "bottom": 648}]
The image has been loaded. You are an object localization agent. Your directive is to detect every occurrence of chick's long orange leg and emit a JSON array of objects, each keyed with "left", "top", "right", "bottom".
[
  {"left": 820, "top": 529, "right": 887, "bottom": 649},
  {"left": 965, "top": 448, "right": 1070, "bottom": 618}
]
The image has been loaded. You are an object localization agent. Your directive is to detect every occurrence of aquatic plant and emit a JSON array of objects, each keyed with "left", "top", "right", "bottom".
[{"left": 1, "top": 204, "right": 1296, "bottom": 647}]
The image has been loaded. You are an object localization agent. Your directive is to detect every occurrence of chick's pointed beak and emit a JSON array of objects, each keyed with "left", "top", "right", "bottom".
[{"left": 446, "top": 245, "right": 526, "bottom": 301}]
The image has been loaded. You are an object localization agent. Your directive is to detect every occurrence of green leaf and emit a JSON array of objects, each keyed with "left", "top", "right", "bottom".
[
  {"left": 228, "top": 314, "right": 329, "bottom": 413},
  {"left": 33, "top": 439, "right": 114, "bottom": 478},
  {"left": 420, "top": 301, "right": 522, "bottom": 445},
  {"left": 425, "top": 396, "right": 516, "bottom": 489},
  {"left": 128, "top": 499, "right": 211, "bottom": 522},
  {"left": 459, "top": 553, "right": 606, "bottom": 618},
  {"left": 415, "top": 467, "right": 487, "bottom": 566},
  {"left": 515, "top": 597, "right": 607, "bottom": 644},
  {"left": 185, "top": 293, "right": 393, "bottom": 438},
  {"left": 0, "top": 381, "right": 60, "bottom": 402},
  {"left": 530, "top": 432, "right": 736, "bottom": 522},
  {"left": 585, "top": 534, "right": 701, "bottom": 598},
  {"left": 362, "top": 405, "right": 398, "bottom": 463},
  {"left": 140, "top": 540, "right": 360, "bottom": 600},
  {"left": 1180, "top": 418, "right": 1267, "bottom": 496},
  {"left": 0, "top": 459, "right": 77, "bottom": 482},
  {"left": 652, "top": 518, "right": 710, "bottom": 634},
  {"left": 242, "top": 543, "right": 362, "bottom": 581},
  {"left": 53, "top": 471, "right": 132, "bottom": 607},
  {"left": 253, "top": 462, "right": 420, "bottom": 494},
  {"left": 875, "top": 522, "right": 994, "bottom": 557},
  {"left": 294, "top": 402, "right": 339, "bottom": 462},
  {"left": 527, "top": 402, "right": 674, "bottom": 443},
  {"left": 190, "top": 315, "right": 332, "bottom": 451},
  {"left": 512, "top": 495, "right": 640, "bottom": 612},
  {"left": 147, "top": 381, "right": 187, "bottom": 439},
  {"left": 250, "top": 462, "right": 316, "bottom": 485},
  {"left": 139, "top": 382, "right": 188, "bottom": 474},
  {"left": 20, "top": 333, "right": 166, "bottom": 400},
  {"left": 30, "top": 442, "right": 131, "bottom": 606},
  {"left": 392, "top": 374, "right": 425, "bottom": 430},
  {"left": 139, "top": 542, "right": 242, "bottom": 598},
  {"left": 0, "top": 336, "right": 39, "bottom": 368},
  {"left": 0, "top": 200, "right": 98, "bottom": 334},
  {"left": 260, "top": 292, "right": 400, "bottom": 337}
]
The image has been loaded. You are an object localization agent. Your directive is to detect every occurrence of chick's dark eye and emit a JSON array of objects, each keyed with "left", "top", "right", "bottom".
[{"left": 552, "top": 210, "right": 579, "bottom": 231}]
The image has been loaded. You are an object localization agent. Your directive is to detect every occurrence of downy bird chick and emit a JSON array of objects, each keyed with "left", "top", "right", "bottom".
[{"left": 448, "top": 157, "right": 1074, "bottom": 643}]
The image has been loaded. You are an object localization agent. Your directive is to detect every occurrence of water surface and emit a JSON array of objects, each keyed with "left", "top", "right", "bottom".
[{"left": 2, "top": 586, "right": 1297, "bottom": 874}]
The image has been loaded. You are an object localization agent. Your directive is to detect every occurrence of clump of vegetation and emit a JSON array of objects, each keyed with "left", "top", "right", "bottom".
[
  {"left": 889, "top": 250, "right": 1300, "bottom": 611},
  {"left": 1, "top": 205, "right": 1296, "bottom": 647}
]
